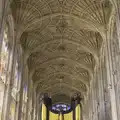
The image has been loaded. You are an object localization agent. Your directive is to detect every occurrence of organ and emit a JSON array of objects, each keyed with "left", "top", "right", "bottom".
[{"left": 41, "top": 95, "right": 82, "bottom": 120}]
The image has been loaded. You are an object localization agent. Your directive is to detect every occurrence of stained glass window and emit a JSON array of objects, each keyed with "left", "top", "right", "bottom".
[
  {"left": 0, "top": 26, "right": 9, "bottom": 83},
  {"left": 52, "top": 103, "right": 71, "bottom": 112},
  {"left": 14, "top": 60, "right": 19, "bottom": 89},
  {"left": 0, "top": 24, "right": 9, "bottom": 120},
  {"left": 10, "top": 60, "right": 20, "bottom": 120},
  {"left": 11, "top": 60, "right": 19, "bottom": 100},
  {"left": 22, "top": 85, "right": 28, "bottom": 120}
]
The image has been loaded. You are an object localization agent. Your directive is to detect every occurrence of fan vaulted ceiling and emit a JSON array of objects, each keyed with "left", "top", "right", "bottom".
[{"left": 11, "top": 0, "right": 112, "bottom": 103}]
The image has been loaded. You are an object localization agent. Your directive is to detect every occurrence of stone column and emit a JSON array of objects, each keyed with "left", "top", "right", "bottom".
[
  {"left": 91, "top": 81, "right": 95, "bottom": 120},
  {"left": 104, "top": 15, "right": 118, "bottom": 120},
  {"left": 33, "top": 89, "right": 37, "bottom": 120},
  {"left": 97, "top": 55, "right": 106, "bottom": 120},
  {"left": 88, "top": 87, "right": 92, "bottom": 120},
  {"left": 34, "top": 86, "right": 41, "bottom": 120},
  {"left": 101, "top": 53, "right": 112, "bottom": 120},
  {"left": 23, "top": 57, "right": 29, "bottom": 120},
  {"left": 0, "top": 24, "right": 4, "bottom": 54},
  {"left": 37, "top": 94, "right": 41, "bottom": 120},
  {"left": 92, "top": 69, "right": 98, "bottom": 120},
  {"left": 25, "top": 72, "right": 32, "bottom": 120},
  {"left": 31, "top": 86, "right": 35, "bottom": 120},
  {"left": 16, "top": 52, "right": 28, "bottom": 120},
  {"left": 0, "top": 0, "right": 6, "bottom": 33},
  {"left": 0, "top": 0, "right": 6, "bottom": 59},
  {"left": 33, "top": 88, "right": 37, "bottom": 120},
  {"left": 114, "top": 3, "right": 120, "bottom": 119},
  {"left": 26, "top": 83, "right": 33, "bottom": 120},
  {"left": 0, "top": 0, "right": 10, "bottom": 37}
]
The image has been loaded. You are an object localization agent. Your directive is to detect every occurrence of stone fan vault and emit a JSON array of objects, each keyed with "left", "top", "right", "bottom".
[{"left": 0, "top": 0, "right": 120, "bottom": 120}]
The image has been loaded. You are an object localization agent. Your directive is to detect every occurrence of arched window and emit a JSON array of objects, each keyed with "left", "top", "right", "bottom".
[
  {"left": 0, "top": 25, "right": 9, "bottom": 83},
  {"left": 11, "top": 60, "right": 19, "bottom": 99},
  {"left": 52, "top": 103, "right": 71, "bottom": 112},
  {"left": 14, "top": 60, "right": 19, "bottom": 88},
  {"left": 22, "top": 84, "right": 28, "bottom": 120},
  {"left": 10, "top": 60, "right": 19, "bottom": 120},
  {"left": 0, "top": 23, "right": 9, "bottom": 120}
]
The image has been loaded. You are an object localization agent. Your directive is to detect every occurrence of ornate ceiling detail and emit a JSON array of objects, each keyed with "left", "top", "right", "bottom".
[
  {"left": 11, "top": 0, "right": 113, "bottom": 103},
  {"left": 11, "top": 0, "right": 112, "bottom": 32},
  {"left": 52, "top": 94, "right": 71, "bottom": 104}
]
